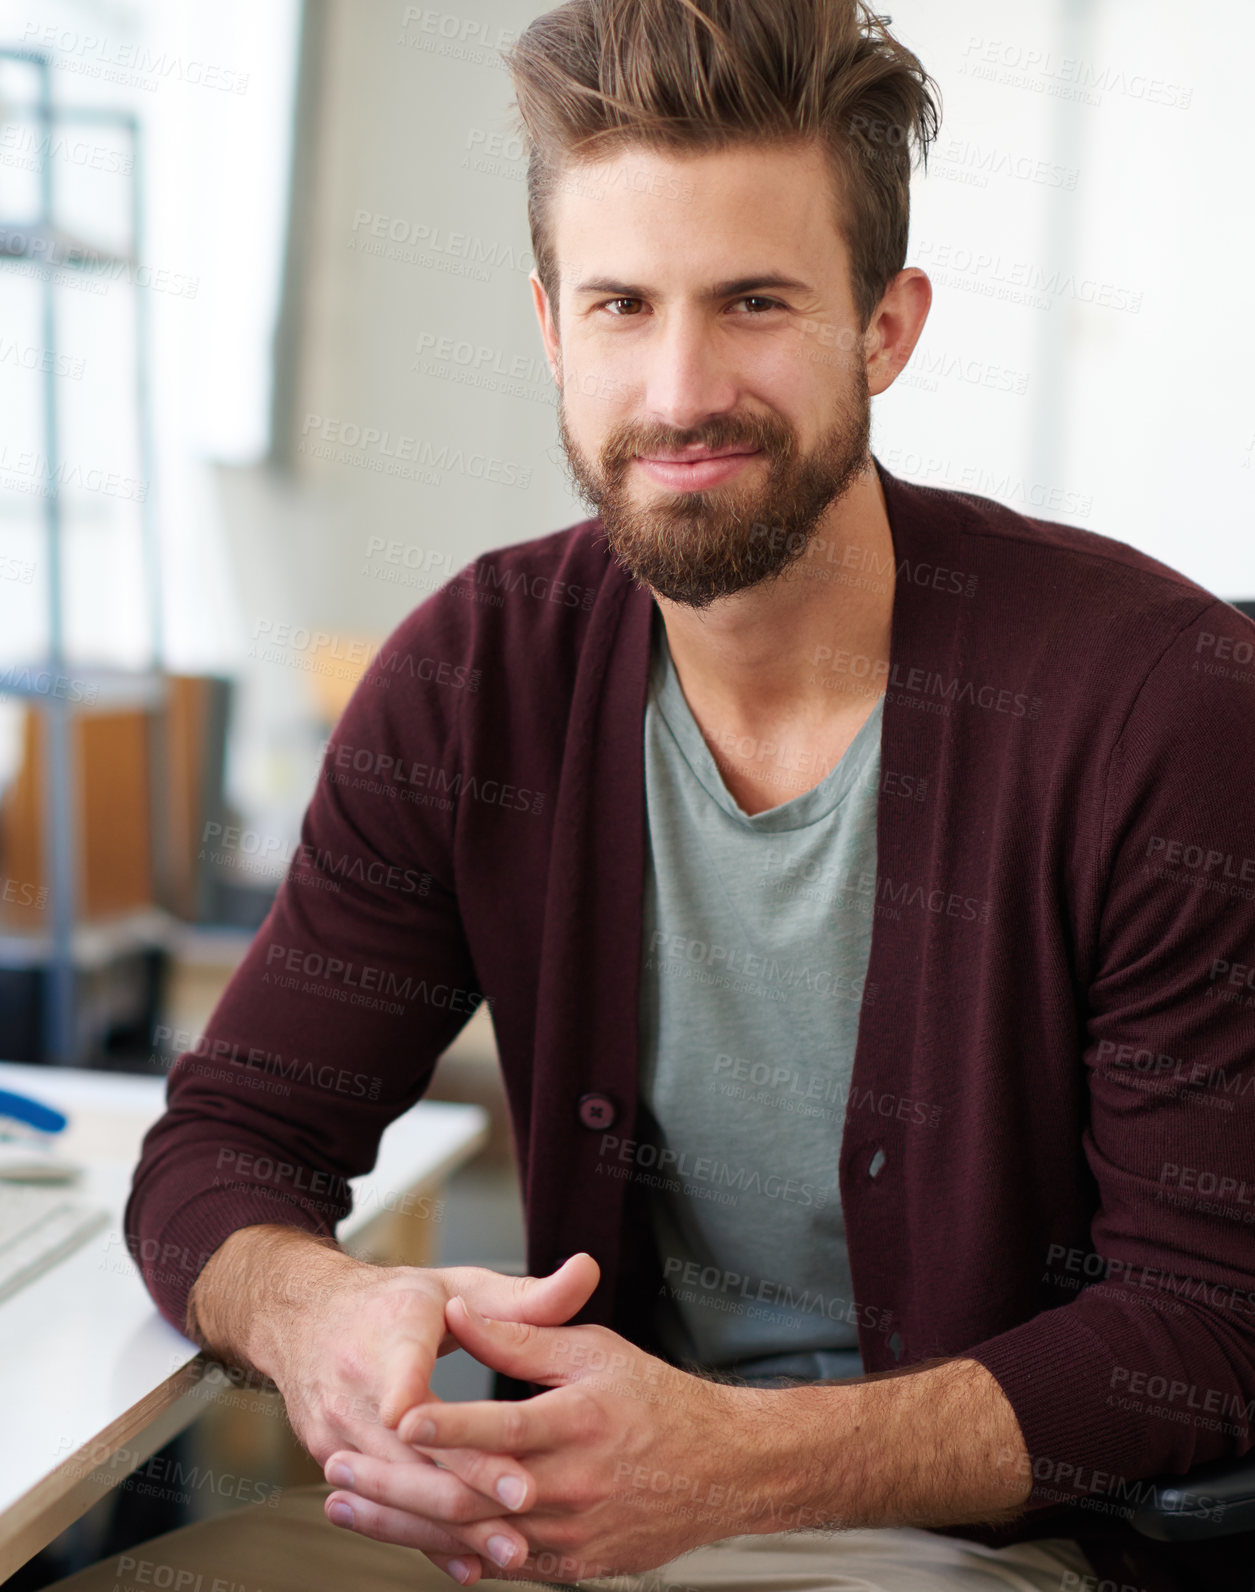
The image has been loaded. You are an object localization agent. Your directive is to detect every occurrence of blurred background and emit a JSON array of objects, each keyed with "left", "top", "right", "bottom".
[{"left": 0, "top": 0, "right": 1252, "bottom": 1580}]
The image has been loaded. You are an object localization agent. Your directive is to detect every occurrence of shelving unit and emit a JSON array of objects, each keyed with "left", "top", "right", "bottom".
[{"left": 0, "top": 49, "right": 174, "bottom": 1063}]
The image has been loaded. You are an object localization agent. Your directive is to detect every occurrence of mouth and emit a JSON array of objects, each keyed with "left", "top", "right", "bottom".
[{"left": 633, "top": 447, "right": 762, "bottom": 490}]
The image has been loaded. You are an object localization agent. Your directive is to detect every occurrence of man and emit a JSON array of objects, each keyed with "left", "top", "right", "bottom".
[{"left": 51, "top": 0, "right": 1255, "bottom": 1589}]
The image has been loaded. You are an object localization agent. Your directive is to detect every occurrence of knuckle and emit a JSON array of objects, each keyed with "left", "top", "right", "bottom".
[
  {"left": 563, "top": 1385, "right": 605, "bottom": 1442},
  {"left": 557, "top": 1474, "right": 600, "bottom": 1512},
  {"left": 533, "top": 1516, "right": 586, "bottom": 1553},
  {"left": 501, "top": 1402, "right": 528, "bottom": 1448},
  {"left": 454, "top": 1447, "right": 492, "bottom": 1490},
  {"left": 330, "top": 1339, "right": 367, "bottom": 1384},
  {"left": 445, "top": 1487, "right": 481, "bottom": 1524}
]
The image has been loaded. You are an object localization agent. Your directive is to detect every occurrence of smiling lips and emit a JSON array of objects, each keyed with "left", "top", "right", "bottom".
[{"left": 634, "top": 445, "right": 762, "bottom": 490}]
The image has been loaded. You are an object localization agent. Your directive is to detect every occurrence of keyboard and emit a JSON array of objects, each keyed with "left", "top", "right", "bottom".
[{"left": 0, "top": 1184, "right": 110, "bottom": 1305}]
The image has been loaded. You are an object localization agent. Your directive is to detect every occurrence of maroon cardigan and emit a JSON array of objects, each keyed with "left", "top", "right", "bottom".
[{"left": 128, "top": 459, "right": 1255, "bottom": 1583}]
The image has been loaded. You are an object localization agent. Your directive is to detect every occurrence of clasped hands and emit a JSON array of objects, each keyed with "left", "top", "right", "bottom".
[{"left": 315, "top": 1254, "right": 790, "bottom": 1586}]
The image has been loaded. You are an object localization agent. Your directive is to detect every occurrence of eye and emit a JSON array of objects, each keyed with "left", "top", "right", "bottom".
[
  {"left": 731, "top": 296, "right": 783, "bottom": 314},
  {"left": 597, "top": 297, "right": 643, "bottom": 316}
]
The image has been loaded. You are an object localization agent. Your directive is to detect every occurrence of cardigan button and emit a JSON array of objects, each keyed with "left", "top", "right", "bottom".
[
  {"left": 888, "top": 1330, "right": 903, "bottom": 1360},
  {"left": 868, "top": 1146, "right": 886, "bottom": 1178},
  {"left": 578, "top": 1092, "right": 616, "bottom": 1130}
]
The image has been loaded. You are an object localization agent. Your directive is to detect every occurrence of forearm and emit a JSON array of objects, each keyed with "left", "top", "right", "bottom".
[
  {"left": 764, "top": 1356, "right": 1032, "bottom": 1531},
  {"left": 185, "top": 1223, "right": 365, "bottom": 1379}
]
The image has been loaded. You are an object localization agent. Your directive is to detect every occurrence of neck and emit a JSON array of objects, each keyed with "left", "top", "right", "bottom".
[{"left": 653, "top": 461, "right": 895, "bottom": 726}]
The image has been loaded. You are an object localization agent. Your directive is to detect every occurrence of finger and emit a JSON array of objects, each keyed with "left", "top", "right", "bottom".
[
  {"left": 376, "top": 1334, "right": 441, "bottom": 1429},
  {"left": 409, "top": 1443, "right": 536, "bottom": 1512},
  {"left": 449, "top": 1253, "right": 600, "bottom": 1327},
  {"left": 399, "top": 1389, "right": 577, "bottom": 1455},
  {"left": 424, "top": 1550, "right": 485, "bottom": 1586},
  {"left": 439, "top": 1296, "right": 574, "bottom": 1385},
  {"left": 324, "top": 1449, "right": 532, "bottom": 1531},
  {"left": 324, "top": 1481, "right": 529, "bottom": 1573}
]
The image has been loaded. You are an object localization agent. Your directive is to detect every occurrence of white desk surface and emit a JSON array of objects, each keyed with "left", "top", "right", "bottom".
[{"left": 0, "top": 1060, "right": 489, "bottom": 1575}]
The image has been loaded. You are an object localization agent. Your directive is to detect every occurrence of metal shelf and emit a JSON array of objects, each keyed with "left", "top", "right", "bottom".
[{"left": 0, "top": 50, "right": 166, "bottom": 1064}]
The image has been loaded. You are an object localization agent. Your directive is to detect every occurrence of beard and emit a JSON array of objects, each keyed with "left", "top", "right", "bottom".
[{"left": 554, "top": 361, "right": 871, "bottom": 610}]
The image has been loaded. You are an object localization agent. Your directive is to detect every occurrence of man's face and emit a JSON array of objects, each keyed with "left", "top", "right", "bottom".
[{"left": 533, "top": 140, "right": 874, "bottom": 610}]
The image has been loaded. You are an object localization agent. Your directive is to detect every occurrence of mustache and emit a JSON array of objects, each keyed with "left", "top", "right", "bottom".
[{"left": 600, "top": 412, "right": 794, "bottom": 474}]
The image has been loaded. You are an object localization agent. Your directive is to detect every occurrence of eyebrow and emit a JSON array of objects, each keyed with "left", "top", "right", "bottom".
[{"left": 572, "top": 273, "right": 813, "bottom": 299}]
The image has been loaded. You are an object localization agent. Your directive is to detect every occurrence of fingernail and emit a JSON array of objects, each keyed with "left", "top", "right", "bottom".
[
  {"left": 447, "top": 1559, "right": 472, "bottom": 1585},
  {"left": 487, "top": 1534, "right": 517, "bottom": 1567},
  {"left": 327, "top": 1500, "right": 354, "bottom": 1528},
  {"left": 414, "top": 1418, "right": 436, "bottom": 1444},
  {"left": 326, "top": 1460, "right": 353, "bottom": 1488},
  {"left": 496, "top": 1474, "right": 527, "bottom": 1509}
]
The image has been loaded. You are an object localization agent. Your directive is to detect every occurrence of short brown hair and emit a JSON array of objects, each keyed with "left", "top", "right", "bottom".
[{"left": 502, "top": 0, "right": 941, "bottom": 330}]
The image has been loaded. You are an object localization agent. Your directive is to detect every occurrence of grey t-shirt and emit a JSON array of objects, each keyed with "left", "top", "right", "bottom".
[{"left": 639, "top": 612, "right": 881, "bottom": 1379}]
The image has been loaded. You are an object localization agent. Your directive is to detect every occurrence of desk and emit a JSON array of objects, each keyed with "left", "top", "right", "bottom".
[{"left": 0, "top": 1060, "right": 489, "bottom": 1580}]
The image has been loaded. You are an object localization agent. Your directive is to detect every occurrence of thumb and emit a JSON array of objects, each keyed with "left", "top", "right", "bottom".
[
  {"left": 471, "top": 1252, "right": 601, "bottom": 1328},
  {"left": 444, "top": 1295, "right": 571, "bottom": 1385}
]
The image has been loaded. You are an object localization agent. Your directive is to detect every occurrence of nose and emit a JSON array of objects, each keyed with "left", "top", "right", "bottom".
[{"left": 639, "top": 309, "right": 742, "bottom": 435}]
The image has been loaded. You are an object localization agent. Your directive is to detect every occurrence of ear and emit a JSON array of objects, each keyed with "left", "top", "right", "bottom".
[
  {"left": 530, "top": 270, "right": 562, "bottom": 387},
  {"left": 863, "top": 266, "right": 932, "bottom": 398}
]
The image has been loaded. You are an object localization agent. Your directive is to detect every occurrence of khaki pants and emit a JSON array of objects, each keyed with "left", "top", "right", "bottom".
[{"left": 45, "top": 1483, "right": 1097, "bottom": 1591}]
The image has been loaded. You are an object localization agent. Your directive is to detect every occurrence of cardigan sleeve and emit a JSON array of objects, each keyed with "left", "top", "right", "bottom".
[
  {"left": 965, "top": 597, "right": 1255, "bottom": 1514},
  {"left": 123, "top": 580, "right": 487, "bottom": 1333}
]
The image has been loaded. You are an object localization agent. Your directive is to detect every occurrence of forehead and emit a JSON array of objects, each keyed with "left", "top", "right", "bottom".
[{"left": 549, "top": 139, "right": 848, "bottom": 287}]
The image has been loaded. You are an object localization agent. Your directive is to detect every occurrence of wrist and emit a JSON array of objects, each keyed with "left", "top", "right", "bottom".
[{"left": 189, "top": 1224, "right": 367, "bottom": 1380}]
